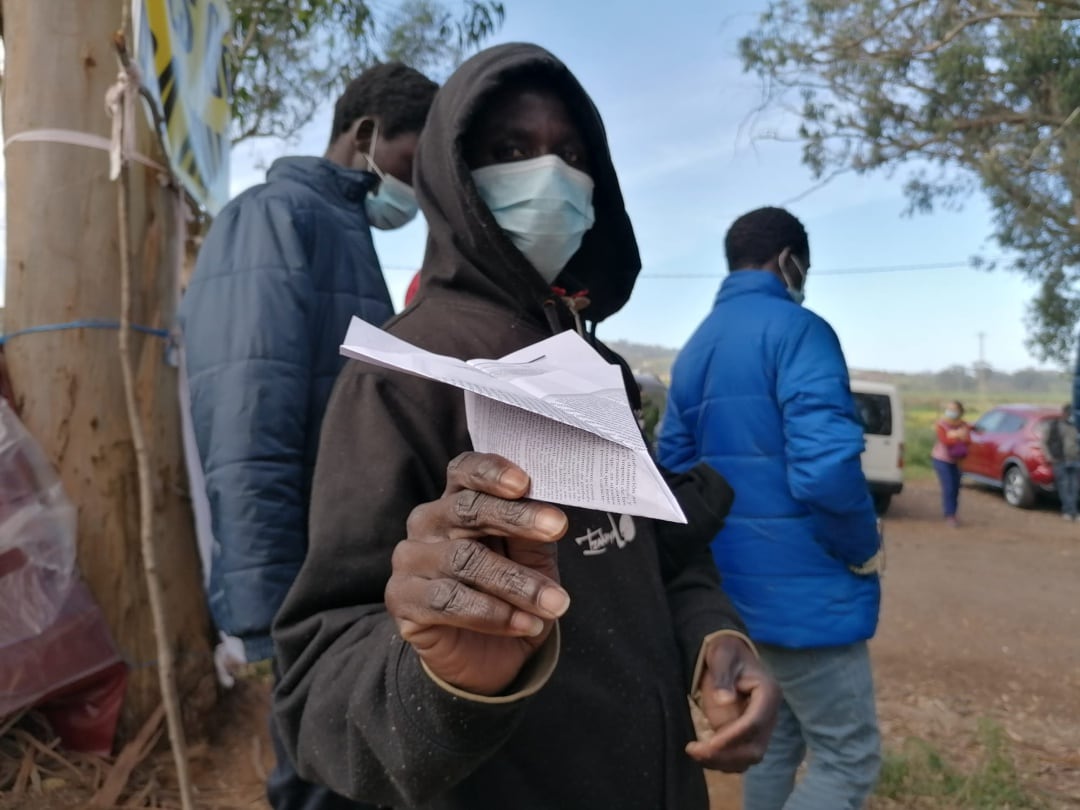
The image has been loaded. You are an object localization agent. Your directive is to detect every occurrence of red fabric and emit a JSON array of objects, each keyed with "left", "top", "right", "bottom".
[
  {"left": 39, "top": 661, "right": 128, "bottom": 756},
  {"left": 0, "top": 579, "right": 127, "bottom": 755},
  {"left": 404, "top": 271, "right": 421, "bottom": 307}
]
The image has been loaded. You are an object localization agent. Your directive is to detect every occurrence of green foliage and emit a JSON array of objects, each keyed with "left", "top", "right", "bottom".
[
  {"left": 903, "top": 405, "right": 941, "bottom": 479},
  {"left": 229, "top": 0, "right": 504, "bottom": 142},
  {"left": 741, "top": 0, "right": 1080, "bottom": 365},
  {"left": 640, "top": 396, "right": 662, "bottom": 447},
  {"left": 877, "top": 720, "right": 1048, "bottom": 808}
]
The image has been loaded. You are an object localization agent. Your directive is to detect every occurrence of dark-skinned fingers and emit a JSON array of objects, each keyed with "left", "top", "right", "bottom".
[
  {"left": 686, "top": 679, "right": 777, "bottom": 768},
  {"left": 450, "top": 489, "right": 567, "bottom": 541},
  {"left": 685, "top": 738, "right": 767, "bottom": 773},
  {"left": 501, "top": 535, "right": 562, "bottom": 584},
  {"left": 444, "top": 452, "right": 530, "bottom": 499},
  {"left": 392, "top": 537, "right": 569, "bottom": 619},
  {"left": 406, "top": 488, "right": 567, "bottom": 544},
  {"left": 387, "top": 572, "right": 550, "bottom": 639},
  {"left": 705, "top": 636, "right": 754, "bottom": 692}
]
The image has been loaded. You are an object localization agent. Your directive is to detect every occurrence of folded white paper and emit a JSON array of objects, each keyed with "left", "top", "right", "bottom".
[{"left": 340, "top": 317, "right": 686, "bottom": 523}]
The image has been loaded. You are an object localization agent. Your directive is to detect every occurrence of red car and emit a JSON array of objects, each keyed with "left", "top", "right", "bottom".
[{"left": 960, "top": 405, "right": 1059, "bottom": 508}]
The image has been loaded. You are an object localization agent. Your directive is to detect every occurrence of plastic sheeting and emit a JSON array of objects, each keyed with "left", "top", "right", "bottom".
[{"left": 0, "top": 400, "right": 127, "bottom": 754}]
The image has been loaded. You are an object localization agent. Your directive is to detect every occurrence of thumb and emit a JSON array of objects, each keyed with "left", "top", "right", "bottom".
[{"left": 706, "top": 638, "right": 744, "bottom": 694}]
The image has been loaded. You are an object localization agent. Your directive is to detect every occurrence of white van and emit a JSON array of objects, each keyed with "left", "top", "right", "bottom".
[{"left": 850, "top": 379, "right": 905, "bottom": 515}]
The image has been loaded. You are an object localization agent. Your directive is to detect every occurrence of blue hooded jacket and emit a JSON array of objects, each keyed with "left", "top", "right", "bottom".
[
  {"left": 179, "top": 156, "right": 394, "bottom": 661},
  {"left": 658, "top": 270, "right": 880, "bottom": 648}
]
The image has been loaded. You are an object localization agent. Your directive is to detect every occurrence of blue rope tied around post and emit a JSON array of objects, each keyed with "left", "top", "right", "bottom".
[{"left": 0, "top": 318, "right": 171, "bottom": 346}]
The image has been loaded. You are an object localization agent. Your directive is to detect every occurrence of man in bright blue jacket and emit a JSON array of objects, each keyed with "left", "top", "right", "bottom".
[
  {"left": 180, "top": 63, "right": 437, "bottom": 810},
  {"left": 658, "top": 207, "right": 883, "bottom": 810}
]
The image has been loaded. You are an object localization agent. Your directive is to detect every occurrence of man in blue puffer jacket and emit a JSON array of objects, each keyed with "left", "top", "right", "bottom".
[
  {"left": 180, "top": 63, "right": 437, "bottom": 810},
  {"left": 658, "top": 206, "right": 883, "bottom": 810}
]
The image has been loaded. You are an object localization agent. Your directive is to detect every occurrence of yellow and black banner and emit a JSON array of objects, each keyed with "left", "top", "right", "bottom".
[{"left": 135, "top": 0, "right": 231, "bottom": 214}]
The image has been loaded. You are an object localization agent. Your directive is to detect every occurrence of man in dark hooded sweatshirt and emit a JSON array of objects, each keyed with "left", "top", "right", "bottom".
[{"left": 273, "top": 44, "right": 780, "bottom": 810}]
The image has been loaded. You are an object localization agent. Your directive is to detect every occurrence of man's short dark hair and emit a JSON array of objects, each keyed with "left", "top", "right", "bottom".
[
  {"left": 725, "top": 206, "right": 809, "bottom": 271},
  {"left": 329, "top": 62, "right": 438, "bottom": 145}
]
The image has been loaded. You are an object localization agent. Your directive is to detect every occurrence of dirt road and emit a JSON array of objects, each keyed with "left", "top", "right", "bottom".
[
  {"left": 10, "top": 478, "right": 1072, "bottom": 808},
  {"left": 707, "top": 479, "right": 1080, "bottom": 808}
]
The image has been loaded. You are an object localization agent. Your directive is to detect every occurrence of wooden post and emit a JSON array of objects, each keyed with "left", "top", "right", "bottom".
[{"left": 1, "top": 0, "right": 215, "bottom": 736}]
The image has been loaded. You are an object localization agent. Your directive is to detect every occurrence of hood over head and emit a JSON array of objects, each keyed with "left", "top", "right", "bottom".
[{"left": 413, "top": 43, "right": 641, "bottom": 325}]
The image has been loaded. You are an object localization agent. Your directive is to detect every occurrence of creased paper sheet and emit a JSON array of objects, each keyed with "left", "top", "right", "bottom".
[{"left": 340, "top": 317, "right": 685, "bottom": 523}]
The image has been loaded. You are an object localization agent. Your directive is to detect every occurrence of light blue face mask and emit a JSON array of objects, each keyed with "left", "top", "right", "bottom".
[
  {"left": 471, "top": 155, "right": 596, "bottom": 284},
  {"left": 358, "top": 119, "right": 418, "bottom": 230},
  {"left": 365, "top": 172, "right": 418, "bottom": 230}
]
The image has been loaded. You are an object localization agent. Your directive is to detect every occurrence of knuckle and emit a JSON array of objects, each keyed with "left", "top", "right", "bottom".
[
  {"left": 447, "top": 538, "right": 485, "bottom": 577},
  {"left": 383, "top": 573, "right": 407, "bottom": 616},
  {"left": 429, "top": 579, "right": 463, "bottom": 612},
  {"left": 428, "top": 579, "right": 491, "bottom": 620},
  {"left": 446, "top": 452, "right": 472, "bottom": 482},
  {"left": 495, "top": 498, "right": 533, "bottom": 527},
  {"left": 494, "top": 563, "right": 531, "bottom": 598},
  {"left": 404, "top": 504, "right": 430, "bottom": 538},
  {"left": 390, "top": 540, "right": 415, "bottom": 573},
  {"left": 447, "top": 539, "right": 533, "bottom": 598},
  {"left": 471, "top": 453, "right": 503, "bottom": 483},
  {"left": 454, "top": 490, "right": 485, "bottom": 527}
]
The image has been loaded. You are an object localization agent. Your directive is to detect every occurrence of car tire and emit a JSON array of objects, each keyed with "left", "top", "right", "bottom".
[
  {"left": 872, "top": 493, "right": 892, "bottom": 516},
  {"left": 1003, "top": 465, "right": 1036, "bottom": 509}
]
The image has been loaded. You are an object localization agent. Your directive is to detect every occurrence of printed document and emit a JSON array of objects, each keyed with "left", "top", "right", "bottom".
[{"left": 340, "top": 317, "right": 686, "bottom": 522}]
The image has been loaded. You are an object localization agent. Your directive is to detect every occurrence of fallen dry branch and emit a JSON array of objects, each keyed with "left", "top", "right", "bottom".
[{"left": 89, "top": 703, "right": 165, "bottom": 807}]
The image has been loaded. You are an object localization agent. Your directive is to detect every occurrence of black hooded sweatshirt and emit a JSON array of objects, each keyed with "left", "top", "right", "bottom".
[{"left": 273, "top": 43, "right": 744, "bottom": 810}]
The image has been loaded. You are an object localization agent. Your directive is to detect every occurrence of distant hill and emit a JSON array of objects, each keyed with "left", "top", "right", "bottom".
[
  {"left": 610, "top": 339, "right": 1070, "bottom": 397},
  {"left": 608, "top": 340, "right": 679, "bottom": 382},
  {"left": 849, "top": 366, "right": 1070, "bottom": 398}
]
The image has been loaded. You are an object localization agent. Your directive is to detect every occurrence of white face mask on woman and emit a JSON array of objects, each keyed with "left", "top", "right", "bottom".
[{"left": 471, "top": 154, "right": 596, "bottom": 283}]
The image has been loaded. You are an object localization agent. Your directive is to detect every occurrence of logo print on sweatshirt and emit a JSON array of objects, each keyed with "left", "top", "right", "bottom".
[{"left": 574, "top": 514, "right": 637, "bottom": 556}]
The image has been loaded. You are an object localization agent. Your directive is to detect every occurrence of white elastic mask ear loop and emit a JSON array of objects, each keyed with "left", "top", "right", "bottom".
[
  {"left": 777, "top": 248, "right": 801, "bottom": 289},
  {"left": 788, "top": 253, "right": 807, "bottom": 290},
  {"left": 364, "top": 118, "right": 383, "bottom": 178}
]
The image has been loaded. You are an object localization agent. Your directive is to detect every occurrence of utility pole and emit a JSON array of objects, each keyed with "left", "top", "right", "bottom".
[
  {"left": 2, "top": 1, "right": 214, "bottom": 736},
  {"left": 976, "top": 331, "right": 989, "bottom": 400}
]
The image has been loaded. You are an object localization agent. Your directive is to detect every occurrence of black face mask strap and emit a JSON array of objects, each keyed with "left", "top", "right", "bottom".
[{"left": 542, "top": 298, "right": 563, "bottom": 335}]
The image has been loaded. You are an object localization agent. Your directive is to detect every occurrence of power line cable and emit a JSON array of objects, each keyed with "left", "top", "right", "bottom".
[
  {"left": 638, "top": 260, "right": 984, "bottom": 279},
  {"left": 380, "top": 259, "right": 995, "bottom": 279}
]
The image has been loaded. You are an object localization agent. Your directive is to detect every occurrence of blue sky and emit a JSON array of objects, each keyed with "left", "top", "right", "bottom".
[
  {"left": 344, "top": 0, "right": 1050, "bottom": 374},
  {"left": 0, "top": 3, "right": 1053, "bottom": 373}
]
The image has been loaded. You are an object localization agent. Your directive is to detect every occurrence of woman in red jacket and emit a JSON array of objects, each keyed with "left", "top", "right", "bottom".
[{"left": 931, "top": 400, "right": 972, "bottom": 526}]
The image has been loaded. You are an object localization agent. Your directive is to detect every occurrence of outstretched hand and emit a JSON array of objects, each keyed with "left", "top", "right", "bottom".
[
  {"left": 385, "top": 452, "right": 570, "bottom": 696},
  {"left": 687, "top": 635, "right": 780, "bottom": 772}
]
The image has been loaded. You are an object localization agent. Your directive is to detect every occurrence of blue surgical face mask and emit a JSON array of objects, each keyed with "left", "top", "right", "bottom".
[
  {"left": 471, "top": 155, "right": 596, "bottom": 284},
  {"left": 944, "top": 408, "right": 960, "bottom": 420},
  {"left": 358, "top": 119, "right": 418, "bottom": 230},
  {"left": 366, "top": 172, "right": 418, "bottom": 230}
]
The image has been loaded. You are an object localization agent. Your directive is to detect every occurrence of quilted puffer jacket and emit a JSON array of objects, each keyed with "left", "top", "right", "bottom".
[
  {"left": 179, "top": 156, "right": 394, "bottom": 661},
  {"left": 658, "top": 270, "right": 881, "bottom": 648}
]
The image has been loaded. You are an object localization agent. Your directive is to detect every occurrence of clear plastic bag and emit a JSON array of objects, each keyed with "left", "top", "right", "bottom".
[
  {"left": 0, "top": 399, "right": 126, "bottom": 753},
  {"left": 0, "top": 399, "right": 77, "bottom": 645}
]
